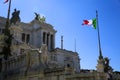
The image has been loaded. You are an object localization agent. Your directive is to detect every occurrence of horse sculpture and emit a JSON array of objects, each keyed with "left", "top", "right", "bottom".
[{"left": 10, "top": 8, "right": 21, "bottom": 25}]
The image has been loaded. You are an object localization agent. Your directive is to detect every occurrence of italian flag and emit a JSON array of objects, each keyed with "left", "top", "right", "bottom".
[
  {"left": 4, "top": 0, "right": 8, "bottom": 3},
  {"left": 82, "top": 18, "right": 97, "bottom": 29}
]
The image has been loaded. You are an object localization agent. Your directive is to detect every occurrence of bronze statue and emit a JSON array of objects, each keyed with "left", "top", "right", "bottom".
[
  {"left": 34, "top": 12, "right": 40, "bottom": 20},
  {"left": 104, "top": 57, "right": 113, "bottom": 73},
  {"left": 34, "top": 12, "right": 46, "bottom": 23},
  {"left": 41, "top": 16, "right": 46, "bottom": 22},
  {"left": 104, "top": 57, "right": 113, "bottom": 79},
  {"left": 10, "top": 8, "right": 21, "bottom": 24}
]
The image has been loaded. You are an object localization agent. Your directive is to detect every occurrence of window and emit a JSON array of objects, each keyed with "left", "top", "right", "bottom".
[
  {"left": 26, "top": 34, "right": 30, "bottom": 43},
  {"left": 22, "top": 33, "right": 25, "bottom": 42},
  {"left": 50, "top": 35, "right": 53, "bottom": 49},
  {"left": 43, "top": 32, "right": 46, "bottom": 44},
  {"left": 67, "top": 64, "right": 70, "bottom": 68}
]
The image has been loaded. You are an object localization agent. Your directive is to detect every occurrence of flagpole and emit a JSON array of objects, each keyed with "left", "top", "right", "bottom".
[
  {"left": 96, "top": 10, "right": 103, "bottom": 59},
  {"left": 4, "top": 0, "right": 12, "bottom": 36},
  {"left": 6, "top": 0, "right": 11, "bottom": 26},
  {"left": 0, "top": 0, "right": 12, "bottom": 72},
  {"left": 4, "top": 0, "right": 12, "bottom": 59},
  {"left": 8, "top": 0, "right": 11, "bottom": 20}
]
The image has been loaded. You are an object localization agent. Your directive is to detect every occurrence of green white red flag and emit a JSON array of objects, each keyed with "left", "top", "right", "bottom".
[
  {"left": 82, "top": 18, "right": 97, "bottom": 29},
  {"left": 4, "top": 0, "right": 8, "bottom": 3}
]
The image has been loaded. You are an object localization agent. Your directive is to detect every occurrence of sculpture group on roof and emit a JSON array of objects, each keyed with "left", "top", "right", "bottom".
[{"left": 34, "top": 12, "right": 46, "bottom": 23}]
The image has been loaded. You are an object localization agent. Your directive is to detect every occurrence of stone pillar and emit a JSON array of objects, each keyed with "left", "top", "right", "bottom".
[
  {"left": 49, "top": 34, "right": 51, "bottom": 50},
  {"left": 47, "top": 33, "right": 49, "bottom": 50},
  {"left": 53, "top": 34, "right": 55, "bottom": 49},
  {"left": 49, "top": 34, "right": 51, "bottom": 51},
  {"left": 47, "top": 33, "right": 51, "bottom": 51}
]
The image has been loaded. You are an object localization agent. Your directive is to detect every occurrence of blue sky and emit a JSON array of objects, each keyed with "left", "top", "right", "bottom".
[{"left": 0, "top": 0, "right": 120, "bottom": 71}]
